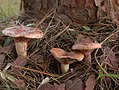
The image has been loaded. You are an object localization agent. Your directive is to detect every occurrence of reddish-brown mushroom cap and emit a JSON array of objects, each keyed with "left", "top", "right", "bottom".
[
  {"left": 2, "top": 25, "right": 44, "bottom": 68},
  {"left": 50, "top": 48, "right": 84, "bottom": 73},
  {"left": 72, "top": 43, "right": 101, "bottom": 63},
  {"left": 72, "top": 43, "right": 101, "bottom": 50},
  {"left": 50, "top": 48, "right": 84, "bottom": 64},
  {"left": 2, "top": 26, "right": 43, "bottom": 38}
]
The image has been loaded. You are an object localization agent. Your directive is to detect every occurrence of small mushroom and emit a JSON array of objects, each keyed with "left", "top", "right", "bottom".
[
  {"left": 72, "top": 43, "right": 101, "bottom": 63},
  {"left": 2, "top": 25, "right": 43, "bottom": 66},
  {"left": 50, "top": 48, "right": 84, "bottom": 73}
]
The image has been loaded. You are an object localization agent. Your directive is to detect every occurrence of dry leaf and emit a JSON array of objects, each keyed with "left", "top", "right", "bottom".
[
  {"left": 37, "top": 83, "right": 65, "bottom": 90},
  {"left": 0, "top": 36, "right": 5, "bottom": 45},
  {"left": 0, "top": 46, "right": 4, "bottom": 54},
  {"left": 11, "top": 57, "right": 27, "bottom": 72},
  {"left": 58, "top": 14, "right": 72, "bottom": 25},
  {"left": 0, "top": 70, "right": 26, "bottom": 89},
  {"left": 0, "top": 54, "right": 5, "bottom": 67},
  {"left": 30, "top": 54, "right": 45, "bottom": 63},
  {"left": 85, "top": 74, "right": 96, "bottom": 90},
  {"left": 75, "top": 34, "right": 93, "bottom": 44},
  {"left": 15, "top": 79, "right": 26, "bottom": 88},
  {"left": 3, "top": 42, "right": 15, "bottom": 54},
  {"left": 65, "top": 78, "right": 84, "bottom": 90},
  {"left": 30, "top": 54, "right": 48, "bottom": 70},
  {"left": 102, "top": 46, "right": 118, "bottom": 69},
  {"left": 60, "top": 0, "right": 76, "bottom": 7},
  {"left": 13, "top": 57, "right": 27, "bottom": 66}
]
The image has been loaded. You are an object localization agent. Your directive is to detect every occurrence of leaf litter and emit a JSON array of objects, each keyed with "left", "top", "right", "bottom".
[
  {"left": 65, "top": 77, "right": 84, "bottom": 90},
  {"left": 85, "top": 74, "right": 96, "bottom": 90},
  {"left": 37, "top": 83, "right": 65, "bottom": 90},
  {"left": 102, "top": 46, "right": 118, "bottom": 69},
  {"left": 0, "top": 0, "right": 119, "bottom": 89},
  {"left": 0, "top": 20, "right": 119, "bottom": 89}
]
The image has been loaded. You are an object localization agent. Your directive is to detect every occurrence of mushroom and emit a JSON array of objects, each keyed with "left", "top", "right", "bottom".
[
  {"left": 2, "top": 25, "right": 43, "bottom": 66},
  {"left": 50, "top": 48, "right": 84, "bottom": 73},
  {"left": 72, "top": 43, "right": 101, "bottom": 63}
]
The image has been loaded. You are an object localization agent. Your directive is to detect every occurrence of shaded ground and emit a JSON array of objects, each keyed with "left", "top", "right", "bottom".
[
  {"left": 0, "top": 15, "right": 119, "bottom": 90},
  {"left": 0, "top": 0, "right": 119, "bottom": 90}
]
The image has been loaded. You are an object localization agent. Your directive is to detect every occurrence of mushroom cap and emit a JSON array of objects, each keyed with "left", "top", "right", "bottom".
[
  {"left": 2, "top": 26, "right": 43, "bottom": 38},
  {"left": 50, "top": 48, "right": 84, "bottom": 64},
  {"left": 72, "top": 43, "right": 101, "bottom": 50}
]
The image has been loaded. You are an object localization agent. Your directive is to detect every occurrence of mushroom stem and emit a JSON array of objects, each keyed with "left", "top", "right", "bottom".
[
  {"left": 84, "top": 53, "right": 92, "bottom": 63},
  {"left": 61, "top": 64, "right": 69, "bottom": 73},
  {"left": 14, "top": 38, "right": 28, "bottom": 57}
]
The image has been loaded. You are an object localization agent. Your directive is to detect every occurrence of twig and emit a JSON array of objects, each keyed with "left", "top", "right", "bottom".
[
  {"left": 95, "top": 28, "right": 119, "bottom": 74},
  {"left": 100, "top": 29, "right": 119, "bottom": 45},
  {"left": 11, "top": 64, "right": 59, "bottom": 77}
]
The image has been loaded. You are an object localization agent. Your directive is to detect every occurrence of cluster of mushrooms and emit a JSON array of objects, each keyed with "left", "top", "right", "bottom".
[
  {"left": 2, "top": 25, "right": 101, "bottom": 74},
  {"left": 50, "top": 42, "right": 101, "bottom": 73}
]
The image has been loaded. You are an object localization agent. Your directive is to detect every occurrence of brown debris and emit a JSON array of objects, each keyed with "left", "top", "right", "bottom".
[
  {"left": 85, "top": 74, "right": 96, "bottom": 90},
  {"left": 37, "top": 83, "right": 65, "bottom": 90},
  {"left": 74, "top": 34, "right": 93, "bottom": 44},
  {"left": 0, "top": 54, "right": 5, "bottom": 68},
  {"left": 11, "top": 57, "right": 27, "bottom": 72},
  {"left": 65, "top": 78, "right": 84, "bottom": 90},
  {"left": 102, "top": 46, "right": 118, "bottom": 69}
]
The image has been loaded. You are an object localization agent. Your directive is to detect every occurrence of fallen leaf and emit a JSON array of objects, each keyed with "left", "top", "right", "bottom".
[
  {"left": 102, "top": 46, "right": 118, "bottom": 69},
  {"left": 37, "top": 83, "right": 65, "bottom": 90},
  {"left": 82, "top": 26, "right": 91, "bottom": 32},
  {"left": 0, "top": 42, "right": 14, "bottom": 54},
  {"left": 30, "top": 54, "right": 48, "bottom": 70},
  {"left": 3, "top": 42, "right": 15, "bottom": 54},
  {"left": 13, "top": 57, "right": 27, "bottom": 66},
  {"left": 65, "top": 77, "right": 84, "bottom": 90},
  {"left": 60, "top": 0, "right": 76, "bottom": 7},
  {"left": 3, "top": 37, "right": 12, "bottom": 47},
  {"left": 15, "top": 79, "right": 26, "bottom": 89},
  {"left": 0, "top": 70, "right": 25, "bottom": 89},
  {"left": 11, "top": 57, "right": 27, "bottom": 72},
  {"left": 75, "top": 34, "right": 93, "bottom": 44},
  {"left": 30, "top": 54, "right": 45, "bottom": 63},
  {"left": 85, "top": 74, "right": 96, "bottom": 90},
  {"left": 0, "top": 54, "right": 5, "bottom": 68},
  {"left": 58, "top": 14, "right": 72, "bottom": 25},
  {"left": 0, "top": 36, "right": 5, "bottom": 45},
  {"left": 0, "top": 46, "right": 5, "bottom": 54}
]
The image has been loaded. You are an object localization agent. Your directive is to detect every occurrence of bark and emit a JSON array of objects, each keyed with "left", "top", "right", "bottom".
[{"left": 20, "top": 0, "right": 119, "bottom": 27}]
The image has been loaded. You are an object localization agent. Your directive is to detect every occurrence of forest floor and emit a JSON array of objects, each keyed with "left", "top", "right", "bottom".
[
  {"left": 0, "top": 14, "right": 119, "bottom": 90},
  {"left": 0, "top": 1, "right": 119, "bottom": 90}
]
